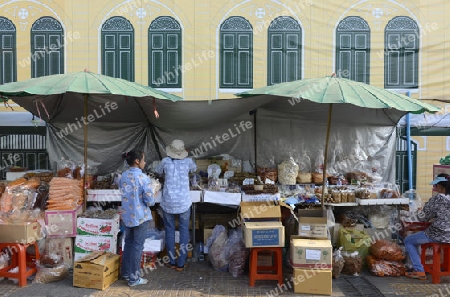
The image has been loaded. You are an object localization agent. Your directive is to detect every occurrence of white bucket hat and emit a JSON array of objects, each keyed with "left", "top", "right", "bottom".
[{"left": 166, "top": 139, "right": 188, "bottom": 159}]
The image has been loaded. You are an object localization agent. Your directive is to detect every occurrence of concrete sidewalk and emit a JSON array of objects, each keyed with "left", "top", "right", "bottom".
[{"left": 0, "top": 260, "right": 449, "bottom": 297}]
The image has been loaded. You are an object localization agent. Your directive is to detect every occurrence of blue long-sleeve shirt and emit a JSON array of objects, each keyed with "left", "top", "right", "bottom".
[
  {"left": 155, "top": 157, "right": 197, "bottom": 214},
  {"left": 119, "top": 167, "right": 155, "bottom": 227}
]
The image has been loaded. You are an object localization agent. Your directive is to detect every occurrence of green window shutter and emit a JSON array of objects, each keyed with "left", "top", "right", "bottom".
[
  {"left": 336, "top": 16, "right": 370, "bottom": 84},
  {"left": 387, "top": 51, "right": 400, "bottom": 85},
  {"left": 152, "top": 51, "right": 163, "bottom": 85},
  {"left": 220, "top": 16, "right": 253, "bottom": 88},
  {"left": 222, "top": 50, "right": 234, "bottom": 85},
  {"left": 148, "top": 17, "right": 181, "bottom": 88},
  {"left": 0, "top": 17, "right": 16, "bottom": 84},
  {"left": 120, "top": 51, "right": 131, "bottom": 81},
  {"left": 31, "top": 17, "right": 64, "bottom": 78},
  {"left": 267, "top": 16, "right": 301, "bottom": 85},
  {"left": 3, "top": 51, "right": 14, "bottom": 83},
  {"left": 101, "top": 17, "right": 134, "bottom": 81},
  {"left": 385, "top": 17, "right": 418, "bottom": 88}
]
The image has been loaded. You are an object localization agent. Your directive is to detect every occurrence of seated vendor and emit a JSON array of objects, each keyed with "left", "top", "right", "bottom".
[{"left": 404, "top": 173, "right": 450, "bottom": 280}]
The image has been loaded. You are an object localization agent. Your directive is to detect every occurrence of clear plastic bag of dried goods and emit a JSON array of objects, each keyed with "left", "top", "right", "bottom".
[
  {"left": 341, "top": 251, "right": 362, "bottom": 276},
  {"left": 332, "top": 247, "right": 345, "bottom": 279},
  {"left": 226, "top": 228, "right": 248, "bottom": 277}
]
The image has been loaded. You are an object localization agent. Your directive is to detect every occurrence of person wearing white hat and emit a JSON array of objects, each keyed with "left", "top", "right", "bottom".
[
  {"left": 155, "top": 139, "right": 197, "bottom": 271},
  {"left": 405, "top": 173, "right": 450, "bottom": 280}
]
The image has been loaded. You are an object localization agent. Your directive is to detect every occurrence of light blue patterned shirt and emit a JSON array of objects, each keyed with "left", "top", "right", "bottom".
[
  {"left": 155, "top": 157, "right": 197, "bottom": 214},
  {"left": 119, "top": 167, "right": 155, "bottom": 227}
]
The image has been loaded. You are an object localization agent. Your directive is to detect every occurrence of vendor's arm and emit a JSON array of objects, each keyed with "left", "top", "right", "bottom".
[
  {"left": 154, "top": 158, "right": 167, "bottom": 175},
  {"left": 418, "top": 194, "right": 441, "bottom": 222},
  {"left": 140, "top": 174, "right": 155, "bottom": 207},
  {"left": 188, "top": 158, "right": 197, "bottom": 173}
]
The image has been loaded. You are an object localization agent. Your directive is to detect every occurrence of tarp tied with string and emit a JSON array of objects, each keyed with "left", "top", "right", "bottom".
[{"left": 0, "top": 71, "right": 182, "bottom": 175}]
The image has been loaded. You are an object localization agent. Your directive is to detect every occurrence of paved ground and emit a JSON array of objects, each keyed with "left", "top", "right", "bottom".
[{"left": 0, "top": 259, "right": 450, "bottom": 297}]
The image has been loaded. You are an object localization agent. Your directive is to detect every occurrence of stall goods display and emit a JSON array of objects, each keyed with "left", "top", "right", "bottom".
[
  {"left": 256, "top": 167, "right": 277, "bottom": 183},
  {"left": 278, "top": 158, "right": 299, "bottom": 185},
  {"left": 228, "top": 173, "right": 258, "bottom": 186},
  {"left": 241, "top": 184, "right": 279, "bottom": 195},
  {"left": 366, "top": 255, "right": 406, "bottom": 277},
  {"left": 296, "top": 172, "right": 312, "bottom": 184},
  {"left": 0, "top": 177, "right": 42, "bottom": 218},
  {"left": 24, "top": 171, "right": 54, "bottom": 183},
  {"left": 47, "top": 177, "right": 83, "bottom": 210}
]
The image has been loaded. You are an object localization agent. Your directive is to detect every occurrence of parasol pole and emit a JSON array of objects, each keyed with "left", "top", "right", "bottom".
[
  {"left": 83, "top": 94, "right": 88, "bottom": 212},
  {"left": 321, "top": 103, "right": 333, "bottom": 207}
]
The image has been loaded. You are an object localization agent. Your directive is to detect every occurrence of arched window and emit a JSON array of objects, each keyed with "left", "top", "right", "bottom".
[
  {"left": 101, "top": 16, "right": 134, "bottom": 82},
  {"left": 149, "top": 16, "right": 182, "bottom": 88},
  {"left": 336, "top": 16, "right": 370, "bottom": 83},
  {"left": 385, "top": 16, "right": 419, "bottom": 89},
  {"left": 0, "top": 17, "right": 16, "bottom": 84},
  {"left": 31, "top": 17, "right": 64, "bottom": 78},
  {"left": 268, "top": 16, "right": 301, "bottom": 85},
  {"left": 220, "top": 16, "right": 253, "bottom": 89}
]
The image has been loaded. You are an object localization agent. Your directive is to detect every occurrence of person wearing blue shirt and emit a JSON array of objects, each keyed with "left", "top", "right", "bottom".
[
  {"left": 119, "top": 149, "right": 155, "bottom": 286},
  {"left": 155, "top": 139, "right": 197, "bottom": 272}
]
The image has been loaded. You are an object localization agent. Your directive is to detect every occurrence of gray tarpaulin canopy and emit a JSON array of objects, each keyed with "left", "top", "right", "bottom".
[{"left": 1, "top": 76, "right": 439, "bottom": 182}]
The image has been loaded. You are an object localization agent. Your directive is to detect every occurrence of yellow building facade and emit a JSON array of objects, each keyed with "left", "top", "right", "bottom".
[{"left": 1, "top": 0, "right": 449, "bottom": 199}]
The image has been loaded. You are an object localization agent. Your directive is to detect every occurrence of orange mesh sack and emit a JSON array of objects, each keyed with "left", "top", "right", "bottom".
[{"left": 369, "top": 240, "right": 405, "bottom": 262}]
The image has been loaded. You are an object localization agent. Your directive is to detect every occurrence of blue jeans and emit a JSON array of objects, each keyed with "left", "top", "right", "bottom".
[
  {"left": 122, "top": 220, "right": 150, "bottom": 284},
  {"left": 163, "top": 208, "right": 191, "bottom": 268},
  {"left": 404, "top": 231, "right": 434, "bottom": 272}
]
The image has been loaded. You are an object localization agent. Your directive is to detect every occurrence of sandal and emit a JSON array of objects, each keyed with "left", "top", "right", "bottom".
[{"left": 405, "top": 271, "right": 427, "bottom": 280}]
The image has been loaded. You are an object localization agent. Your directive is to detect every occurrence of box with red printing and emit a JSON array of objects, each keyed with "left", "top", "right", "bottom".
[{"left": 45, "top": 205, "right": 82, "bottom": 237}]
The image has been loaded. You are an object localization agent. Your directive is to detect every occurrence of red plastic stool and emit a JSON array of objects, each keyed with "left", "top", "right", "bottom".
[
  {"left": 0, "top": 242, "right": 40, "bottom": 287},
  {"left": 249, "top": 247, "right": 283, "bottom": 287},
  {"left": 421, "top": 242, "right": 450, "bottom": 284}
]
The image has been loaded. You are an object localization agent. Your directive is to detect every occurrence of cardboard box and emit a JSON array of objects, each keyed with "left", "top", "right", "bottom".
[
  {"left": 74, "top": 234, "right": 117, "bottom": 255},
  {"left": 122, "top": 237, "right": 164, "bottom": 252},
  {"left": 0, "top": 221, "right": 42, "bottom": 244},
  {"left": 240, "top": 201, "right": 284, "bottom": 248},
  {"left": 77, "top": 214, "right": 120, "bottom": 237},
  {"left": 45, "top": 205, "right": 83, "bottom": 237},
  {"left": 297, "top": 207, "right": 327, "bottom": 219},
  {"left": 204, "top": 228, "right": 213, "bottom": 244},
  {"left": 240, "top": 201, "right": 281, "bottom": 220},
  {"left": 243, "top": 221, "right": 284, "bottom": 247},
  {"left": 293, "top": 268, "right": 332, "bottom": 295},
  {"left": 73, "top": 251, "right": 120, "bottom": 290},
  {"left": 298, "top": 217, "right": 328, "bottom": 239},
  {"left": 290, "top": 236, "right": 332, "bottom": 269}
]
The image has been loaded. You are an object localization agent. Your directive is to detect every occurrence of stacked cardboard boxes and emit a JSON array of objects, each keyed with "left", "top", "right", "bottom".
[
  {"left": 74, "top": 211, "right": 120, "bottom": 261},
  {"left": 291, "top": 208, "right": 332, "bottom": 295},
  {"left": 73, "top": 251, "right": 120, "bottom": 290},
  {"left": 240, "top": 201, "right": 285, "bottom": 248}
]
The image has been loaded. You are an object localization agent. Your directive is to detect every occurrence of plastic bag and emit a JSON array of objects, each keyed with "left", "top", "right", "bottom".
[
  {"left": 278, "top": 157, "right": 299, "bottom": 185},
  {"left": 314, "top": 149, "right": 325, "bottom": 173},
  {"left": 226, "top": 228, "right": 248, "bottom": 277},
  {"left": 33, "top": 263, "right": 69, "bottom": 283},
  {"left": 369, "top": 240, "right": 405, "bottom": 262},
  {"left": 208, "top": 230, "right": 228, "bottom": 271},
  {"left": 367, "top": 254, "right": 406, "bottom": 277},
  {"left": 40, "top": 237, "right": 65, "bottom": 267},
  {"left": 339, "top": 228, "right": 371, "bottom": 265},
  {"left": 341, "top": 251, "right": 362, "bottom": 276},
  {"left": 332, "top": 247, "right": 345, "bottom": 279}
]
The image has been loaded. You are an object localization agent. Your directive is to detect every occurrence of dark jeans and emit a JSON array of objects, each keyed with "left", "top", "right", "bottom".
[
  {"left": 163, "top": 208, "right": 191, "bottom": 268},
  {"left": 121, "top": 220, "right": 150, "bottom": 283}
]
